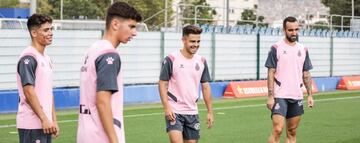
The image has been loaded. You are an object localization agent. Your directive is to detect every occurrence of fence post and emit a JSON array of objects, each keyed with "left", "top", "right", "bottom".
[
  {"left": 256, "top": 33, "right": 260, "bottom": 80},
  {"left": 160, "top": 32, "right": 165, "bottom": 61},
  {"left": 330, "top": 35, "right": 334, "bottom": 77},
  {"left": 211, "top": 33, "right": 216, "bottom": 81}
]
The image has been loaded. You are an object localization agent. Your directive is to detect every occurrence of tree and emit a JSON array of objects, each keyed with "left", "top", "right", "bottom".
[
  {"left": 46, "top": 0, "right": 173, "bottom": 30},
  {"left": 37, "top": 0, "right": 53, "bottom": 15},
  {"left": 179, "top": 0, "right": 216, "bottom": 25},
  {"left": 321, "top": 0, "right": 360, "bottom": 30},
  {"left": 311, "top": 21, "right": 329, "bottom": 30},
  {"left": 0, "top": 0, "right": 18, "bottom": 8},
  {"left": 237, "top": 9, "right": 267, "bottom": 27},
  {"left": 119, "top": 0, "right": 174, "bottom": 30},
  {"left": 49, "top": 0, "right": 104, "bottom": 19}
]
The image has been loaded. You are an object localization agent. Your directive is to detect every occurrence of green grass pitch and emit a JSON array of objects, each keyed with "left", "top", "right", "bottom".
[{"left": 0, "top": 90, "right": 359, "bottom": 143}]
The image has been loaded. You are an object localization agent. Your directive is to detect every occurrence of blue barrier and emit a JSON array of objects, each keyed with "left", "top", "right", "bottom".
[
  {"left": 210, "top": 82, "right": 228, "bottom": 98},
  {"left": 0, "top": 90, "right": 19, "bottom": 113},
  {"left": 53, "top": 88, "right": 80, "bottom": 109},
  {"left": 0, "top": 82, "right": 229, "bottom": 113},
  {"left": 124, "top": 85, "right": 160, "bottom": 104},
  {"left": 313, "top": 77, "right": 341, "bottom": 92},
  {"left": 1, "top": 78, "right": 340, "bottom": 113}
]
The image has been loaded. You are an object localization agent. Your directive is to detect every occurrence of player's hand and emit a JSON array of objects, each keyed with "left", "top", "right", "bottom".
[
  {"left": 164, "top": 108, "right": 175, "bottom": 121},
  {"left": 206, "top": 112, "right": 214, "bottom": 129},
  {"left": 266, "top": 97, "right": 275, "bottom": 110},
  {"left": 307, "top": 95, "right": 314, "bottom": 108},
  {"left": 52, "top": 121, "right": 60, "bottom": 138},
  {"left": 41, "top": 118, "right": 54, "bottom": 134}
]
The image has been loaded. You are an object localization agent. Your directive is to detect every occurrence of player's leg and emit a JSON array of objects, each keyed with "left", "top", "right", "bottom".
[
  {"left": 285, "top": 99, "right": 304, "bottom": 143},
  {"left": 268, "top": 115, "right": 285, "bottom": 143},
  {"left": 168, "top": 130, "right": 184, "bottom": 143},
  {"left": 166, "top": 113, "right": 185, "bottom": 143},
  {"left": 285, "top": 116, "right": 301, "bottom": 143},
  {"left": 268, "top": 98, "right": 288, "bottom": 143},
  {"left": 183, "top": 114, "right": 200, "bottom": 143}
]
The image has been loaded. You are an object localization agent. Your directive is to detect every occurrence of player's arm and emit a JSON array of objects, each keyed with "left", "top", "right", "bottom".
[
  {"left": 303, "top": 50, "right": 314, "bottom": 107},
  {"left": 201, "top": 59, "right": 214, "bottom": 128},
  {"left": 159, "top": 80, "right": 175, "bottom": 121},
  {"left": 18, "top": 56, "right": 54, "bottom": 134},
  {"left": 158, "top": 56, "right": 175, "bottom": 121},
  {"left": 303, "top": 71, "right": 312, "bottom": 96},
  {"left": 264, "top": 47, "right": 277, "bottom": 110},
  {"left": 267, "top": 68, "right": 276, "bottom": 98},
  {"left": 97, "top": 91, "right": 117, "bottom": 143},
  {"left": 52, "top": 96, "right": 59, "bottom": 138},
  {"left": 95, "top": 53, "right": 121, "bottom": 143}
]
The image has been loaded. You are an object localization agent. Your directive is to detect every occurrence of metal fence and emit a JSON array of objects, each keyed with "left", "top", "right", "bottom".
[{"left": 0, "top": 29, "right": 359, "bottom": 90}]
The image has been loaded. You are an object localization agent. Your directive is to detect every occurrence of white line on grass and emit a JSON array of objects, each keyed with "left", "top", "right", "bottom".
[{"left": 1, "top": 96, "right": 360, "bottom": 129}]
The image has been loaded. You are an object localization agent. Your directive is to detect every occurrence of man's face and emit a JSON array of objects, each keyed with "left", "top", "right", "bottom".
[
  {"left": 31, "top": 22, "right": 53, "bottom": 46},
  {"left": 284, "top": 21, "right": 299, "bottom": 43},
  {"left": 182, "top": 34, "right": 201, "bottom": 55},
  {"left": 115, "top": 19, "right": 138, "bottom": 44}
]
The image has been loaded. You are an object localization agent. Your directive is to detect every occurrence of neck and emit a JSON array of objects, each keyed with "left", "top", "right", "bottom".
[
  {"left": 31, "top": 42, "right": 46, "bottom": 55},
  {"left": 284, "top": 38, "right": 296, "bottom": 46},
  {"left": 103, "top": 32, "right": 120, "bottom": 49},
  {"left": 180, "top": 48, "right": 194, "bottom": 59}
]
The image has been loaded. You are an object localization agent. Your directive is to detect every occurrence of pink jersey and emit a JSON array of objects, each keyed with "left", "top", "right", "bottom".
[
  {"left": 77, "top": 40, "right": 125, "bottom": 143},
  {"left": 160, "top": 50, "right": 211, "bottom": 115},
  {"left": 265, "top": 40, "right": 313, "bottom": 100},
  {"left": 16, "top": 46, "right": 53, "bottom": 129}
]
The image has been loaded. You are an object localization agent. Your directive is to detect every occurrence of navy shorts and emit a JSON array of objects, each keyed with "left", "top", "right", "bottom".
[
  {"left": 165, "top": 113, "right": 200, "bottom": 140},
  {"left": 271, "top": 98, "right": 304, "bottom": 119},
  {"left": 18, "top": 129, "right": 52, "bottom": 143}
]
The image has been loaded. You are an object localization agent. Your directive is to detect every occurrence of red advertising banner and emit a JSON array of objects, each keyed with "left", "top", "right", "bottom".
[
  {"left": 224, "top": 80, "right": 318, "bottom": 98},
  {"left": 337, "top": 76, "right": 360, "bottom": 90}
]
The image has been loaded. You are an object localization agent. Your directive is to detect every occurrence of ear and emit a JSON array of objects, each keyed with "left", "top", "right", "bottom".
[
  {"left": 111, "top": 19, "right": 120, "bottom": 31},
  {"left": 182, "top": 36, "right": 186, "bottom": 42},
  {"left": 30, "top": 29, "right": 37, "bottom": 38}
]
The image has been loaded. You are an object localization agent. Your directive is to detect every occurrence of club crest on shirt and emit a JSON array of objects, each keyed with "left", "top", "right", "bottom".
[
  {"left": 298, "top": 50, "right": 302, "bottom": 57},
  {"left": 41, "top": 62, "right": 45, "bottom": 67},
  {"left": 283, "top": 50, "right": 287, "bottom": 54},
  {"left": 180, "top": 64, "right": 184, "bottom": 68},
  {"left": 195, "top": 63, "right": 200, "bottom": 71},
  {"left": 106, "top": 57, "right": 114, "bottom": 64},
  {"left": 24, "top": 59, "right": 30, "bottom": 65}
]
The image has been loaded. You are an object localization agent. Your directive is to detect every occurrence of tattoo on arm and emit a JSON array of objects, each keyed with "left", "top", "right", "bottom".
[
  {"left": 164, "top": 82, "right": 168, "bottom": 89},
  {"left": 303, "top": 71, "right": 312, "bottom": 96},
  {"left": 267, "top": 68, "right": 275, "bottom": 97}
]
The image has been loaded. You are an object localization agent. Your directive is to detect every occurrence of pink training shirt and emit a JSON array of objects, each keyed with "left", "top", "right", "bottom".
[
  {"left": 77, "top": 40, "right": 125, "bottom": 143},
  {"left": 160, "top": 50, "right": 211, "bottom": 115},
  {"left": 265, "top": 39, "right": 313, "bottom": 100},
  {"left": 16, "top": 46, "right": 54, "bottom": 129}
]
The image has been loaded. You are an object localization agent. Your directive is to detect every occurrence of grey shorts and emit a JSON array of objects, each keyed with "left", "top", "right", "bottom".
[
  {"left": 271, "top": 98, "right": 304, "bottom": 119},
  {"left": 165, "top": 113, "right": 200, "bottom": 140},
  {"left": 18, "top": 128, "right": 52, "bottom": 143}
]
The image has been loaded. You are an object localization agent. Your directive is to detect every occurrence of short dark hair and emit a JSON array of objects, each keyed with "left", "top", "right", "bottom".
[
  {"left": 105, "top": 2, "right": 142, "bottom": 30},
  {"left": 182, "top": 25, "right": 202, "bottom": 37},
  {"left": 27, "top": 13, "right": 52, "bottom": 32},
  {"left": 283, "top": 16, "right": 297, "bottom": 29}
]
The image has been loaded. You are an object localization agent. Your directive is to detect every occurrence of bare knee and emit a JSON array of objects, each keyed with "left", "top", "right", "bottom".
[
  {"left": 287, "top": 127, "right": 297, "bottom": 136},
  {"left": 273, "top": 126, "right": 283, "bottom": 136}
]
